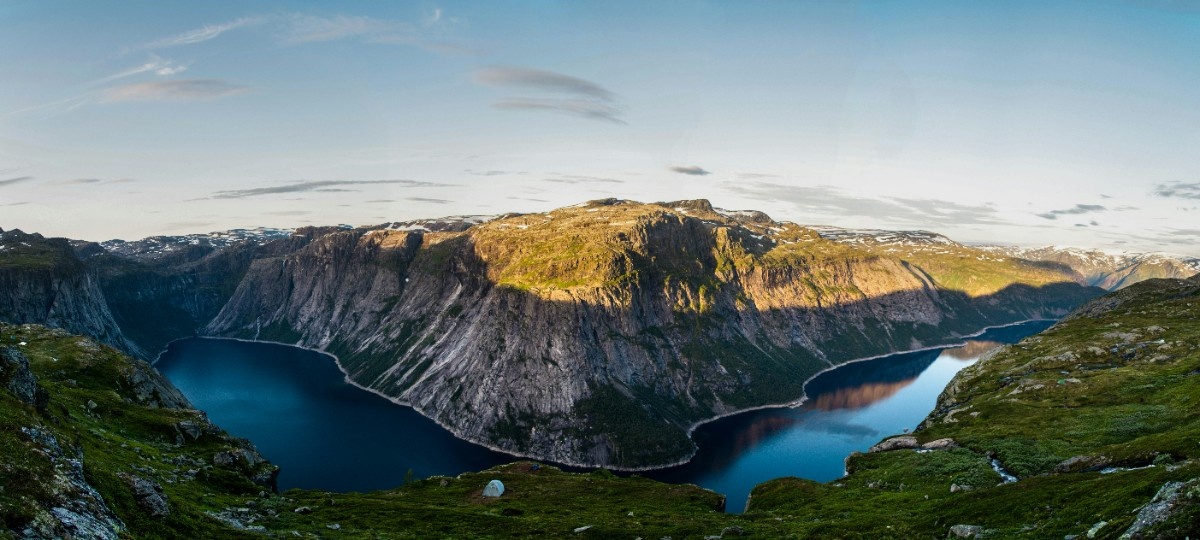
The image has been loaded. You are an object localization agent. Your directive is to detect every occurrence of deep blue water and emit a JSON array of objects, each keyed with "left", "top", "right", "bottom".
[
  {"left": 156, "top": 320, "right": 1053, "bottom": 507},
  {"left": 156, "top": 338, "right": 512, "bottom": 492}
]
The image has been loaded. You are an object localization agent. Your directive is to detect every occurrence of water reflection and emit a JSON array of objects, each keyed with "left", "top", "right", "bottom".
[
  {"left": 644, "top": 320, "right": 1055, "bottom": 513},
  {"left": 942, "top": 340, "right": 1003, "bottom": 360}
]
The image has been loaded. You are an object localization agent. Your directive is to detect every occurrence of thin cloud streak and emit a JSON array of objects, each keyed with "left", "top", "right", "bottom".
[
  {"left": 101, "top": 80, "right": 250, "bottom": 102},
  {"left": 473, "top": 67, "right": 615, "bottom": 100},
  {"left": 725, "top": 181, "right": 1007, "bottom": 227},
  {"left": 144, "top": 16, "right": 265, "bottom": 49},
  {"left": 474, "top": 66, "right": 624, "bottom": 124},
  {"left": 493, "top": 98, "right": 625, "bottom": 124},
  {"left": 1036, "top": 204, "right": 1106, "bottom": 220},
  {"left": 0, "top": 176, "right": 34, "bottom": 187},
  {"left": 669, "top": 165, "right": 710, "bottom": 176},
  {"left": 94, "top": 55, "right": 189, "bottom": 84},
  {"left": 210, "top": 179, "right": 449, "bottom": 199},
  {"left": 407, "top": 197, "right": 452, "bottom": 204}
]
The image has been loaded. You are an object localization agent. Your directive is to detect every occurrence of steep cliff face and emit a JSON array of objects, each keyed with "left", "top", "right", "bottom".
[
  {"left": 205, "top": 199, "right": 1101, "bottom": 468},
  {"left": 0, "top": 229, "right": 140, "bottom": 356}
]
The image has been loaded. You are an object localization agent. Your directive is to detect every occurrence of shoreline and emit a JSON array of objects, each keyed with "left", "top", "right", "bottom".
[{"left": 157, "top": 317, "right": 1055, "bottom": 474}]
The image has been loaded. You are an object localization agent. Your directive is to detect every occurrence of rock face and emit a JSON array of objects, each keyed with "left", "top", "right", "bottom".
[
  {"left": 16, "top": 427, "right": 124, "bottom": 539},
  {"left": 1, "top": 346, "right": 47, "bottom": 409},
  {"left": 203, "top": 199, "right": 1101, "bottom": 468},
  {"left": 0, "top": 229, "right": 139, "bottom": 356}
]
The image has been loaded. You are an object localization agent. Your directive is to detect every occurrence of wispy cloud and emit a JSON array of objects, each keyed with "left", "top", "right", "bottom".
[
  {"left": 466, "top": 169, "right": 524, "bottom": 176},
  {"left": 543, "top": 175, "right": 623, "bottom": 184},
  {"left": 669, "top": 165, "right": 710, "bottom": 176},
  {"left": 284, "top": 14, "right": 385, "bottom": 43},
  {"left": 407, "top": 196, "right": 452, "bottom": 204},
  {"left": 474, "top": 67, "right": 615, "bottom": 100},
  {"left": 1155, "top": 181, "right": 1200, "bottom": 200},
  {"left": 1036, "top": 204, "right": 1106, "bottom": 220},
  {"left": 725, "top": 181, "right": 1007, "bottom": 227},
  {"left": 101, "top": 79, "right": 250, "bottom": 102},
  {"left": 210, "top": 179, "right": 448, "bottom": 199},
  {"left": 492, "top": 98, "right": 625, "bottom": 124},
  {"left": 144, "top": 16, "right": 266, "bottom": 49},
  {"left": 473, "top": 66, "right": 625, "bottom": 124},
  {"left": 0, "top": 176, "right": 34, "bottom": 187},
  {"left": 94, "top": 54, "right": 189, "bottom": 84}
]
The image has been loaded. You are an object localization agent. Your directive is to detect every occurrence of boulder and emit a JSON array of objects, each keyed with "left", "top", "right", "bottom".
[
  {"left": 921, "top": 438, "right": 958, "bottom": 450},
  {"left": 1, "top": 347, "right": 48, "bottom": 410},
  {"left": 125, "top": 475, "right": 169, "bottom": 517},
  {"left": 482, "top": 479, "right": 505, "bottom": 497},
  {"left": 869, "top": 436, "right": 919, "bottom": 453},
  {"left": 1054, "top": 454, "right": 1111, "bottom": 473},
  {"left": 176, "top": 420, "right": 203, "bottom": 441}
]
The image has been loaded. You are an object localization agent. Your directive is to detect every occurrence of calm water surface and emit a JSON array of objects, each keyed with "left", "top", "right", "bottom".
[{"left": 157, "top": 320, "right": 1053, "bottom": 507}]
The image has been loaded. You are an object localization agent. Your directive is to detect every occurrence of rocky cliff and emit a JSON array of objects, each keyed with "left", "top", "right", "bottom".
[
  {"left": 0, "top": 229, "right": 140, "bottom": 357},
  {"left": 203, "top": 199, "right": 1102, "bottom": 468}
]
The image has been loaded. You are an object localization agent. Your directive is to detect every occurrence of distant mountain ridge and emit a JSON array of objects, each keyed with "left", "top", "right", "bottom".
[
  {"left": 1, "top": 200, "right": 1104, "bottom": 468},
  {"left": 976, "top": 245, "right": 1200, "bottom": 290}
]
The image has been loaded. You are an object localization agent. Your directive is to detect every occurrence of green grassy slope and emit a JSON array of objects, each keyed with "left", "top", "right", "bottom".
[{"left": 748, "top": 276, "right": 1200, "bottom": 538}]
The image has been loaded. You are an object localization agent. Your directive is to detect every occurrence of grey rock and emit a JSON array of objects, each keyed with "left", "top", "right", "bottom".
[
  {"left": 950, "top": 483, "right": 974, "bottom": 493},
  {"left": 176, "top": 420, "right": 203, "bottom": 441},
  {"left": 870, "top": 436, "right": 919, "bottom": 453},
  {"left": 1119, "top": 481, "right": 1185, "bottom": 539},
  {"left": 125, "top": 475, "right": 169, "bottom": 517},
  {"left": 17, "top": 427, "right": 123, "bottom": 538},
  {"left": 1054, "top": 454, "right": 1111, "bottom": 473},
  {"left": 213, "top": 451, "right": 237, "bottom": 467},
  {"left": 921, "top": 438, "right": 958, "bottom": 450},
  {"left": 1, "top": 347, "right": 47, "bottom": 409},
  {"left": 721, "top": 525, "right": 746, "bottom": 537},
  {"left": 948, "top": 524, "right": 983, "bottom": 538}
]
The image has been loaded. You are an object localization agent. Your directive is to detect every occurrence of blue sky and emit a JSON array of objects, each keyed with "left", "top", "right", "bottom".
[{"left": 1, "top": 1, "right": 1198, "bottom": 255}]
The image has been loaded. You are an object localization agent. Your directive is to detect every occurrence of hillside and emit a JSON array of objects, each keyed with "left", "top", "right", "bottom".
[
  {"left": 200, "top": 198, "right": 1100, "bottom": 467},
  {"left": 748, "top": 274, "right": 1200, "bottom": 537}
]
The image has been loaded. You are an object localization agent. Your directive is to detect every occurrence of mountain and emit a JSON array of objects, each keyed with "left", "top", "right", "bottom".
[
  {"left": 977, "top": 245, "right": 1200, "bottom": 290},
  {"left": 2, "top": 199, "right": 1103, "bottom": 468},
  {"left": 201, "top": 198, "right": 1100, "bottom": 468}
]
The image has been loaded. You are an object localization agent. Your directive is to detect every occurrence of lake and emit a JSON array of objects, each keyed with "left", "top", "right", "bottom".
[{"left": 156, "top": 320, "right": 1054, "bottom": 509}]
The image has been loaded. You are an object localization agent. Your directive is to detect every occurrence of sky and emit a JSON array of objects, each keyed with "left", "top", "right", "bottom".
[{"left": 1, "top": 1, "right": 1199, "bottom": 255}]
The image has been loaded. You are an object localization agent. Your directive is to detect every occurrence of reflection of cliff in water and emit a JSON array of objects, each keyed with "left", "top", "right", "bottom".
[
  {"left": 803, "top": 348, "right": 940, "bottom": 409},
  {"left": 729, "top": 415, "right": 799, "bottom": 457},
  {"left": 808, "top": 379, "right": 917, "bottom": 410},
  {"left": 941, "top": 340, "right": 1003, "bottom": 360}
]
